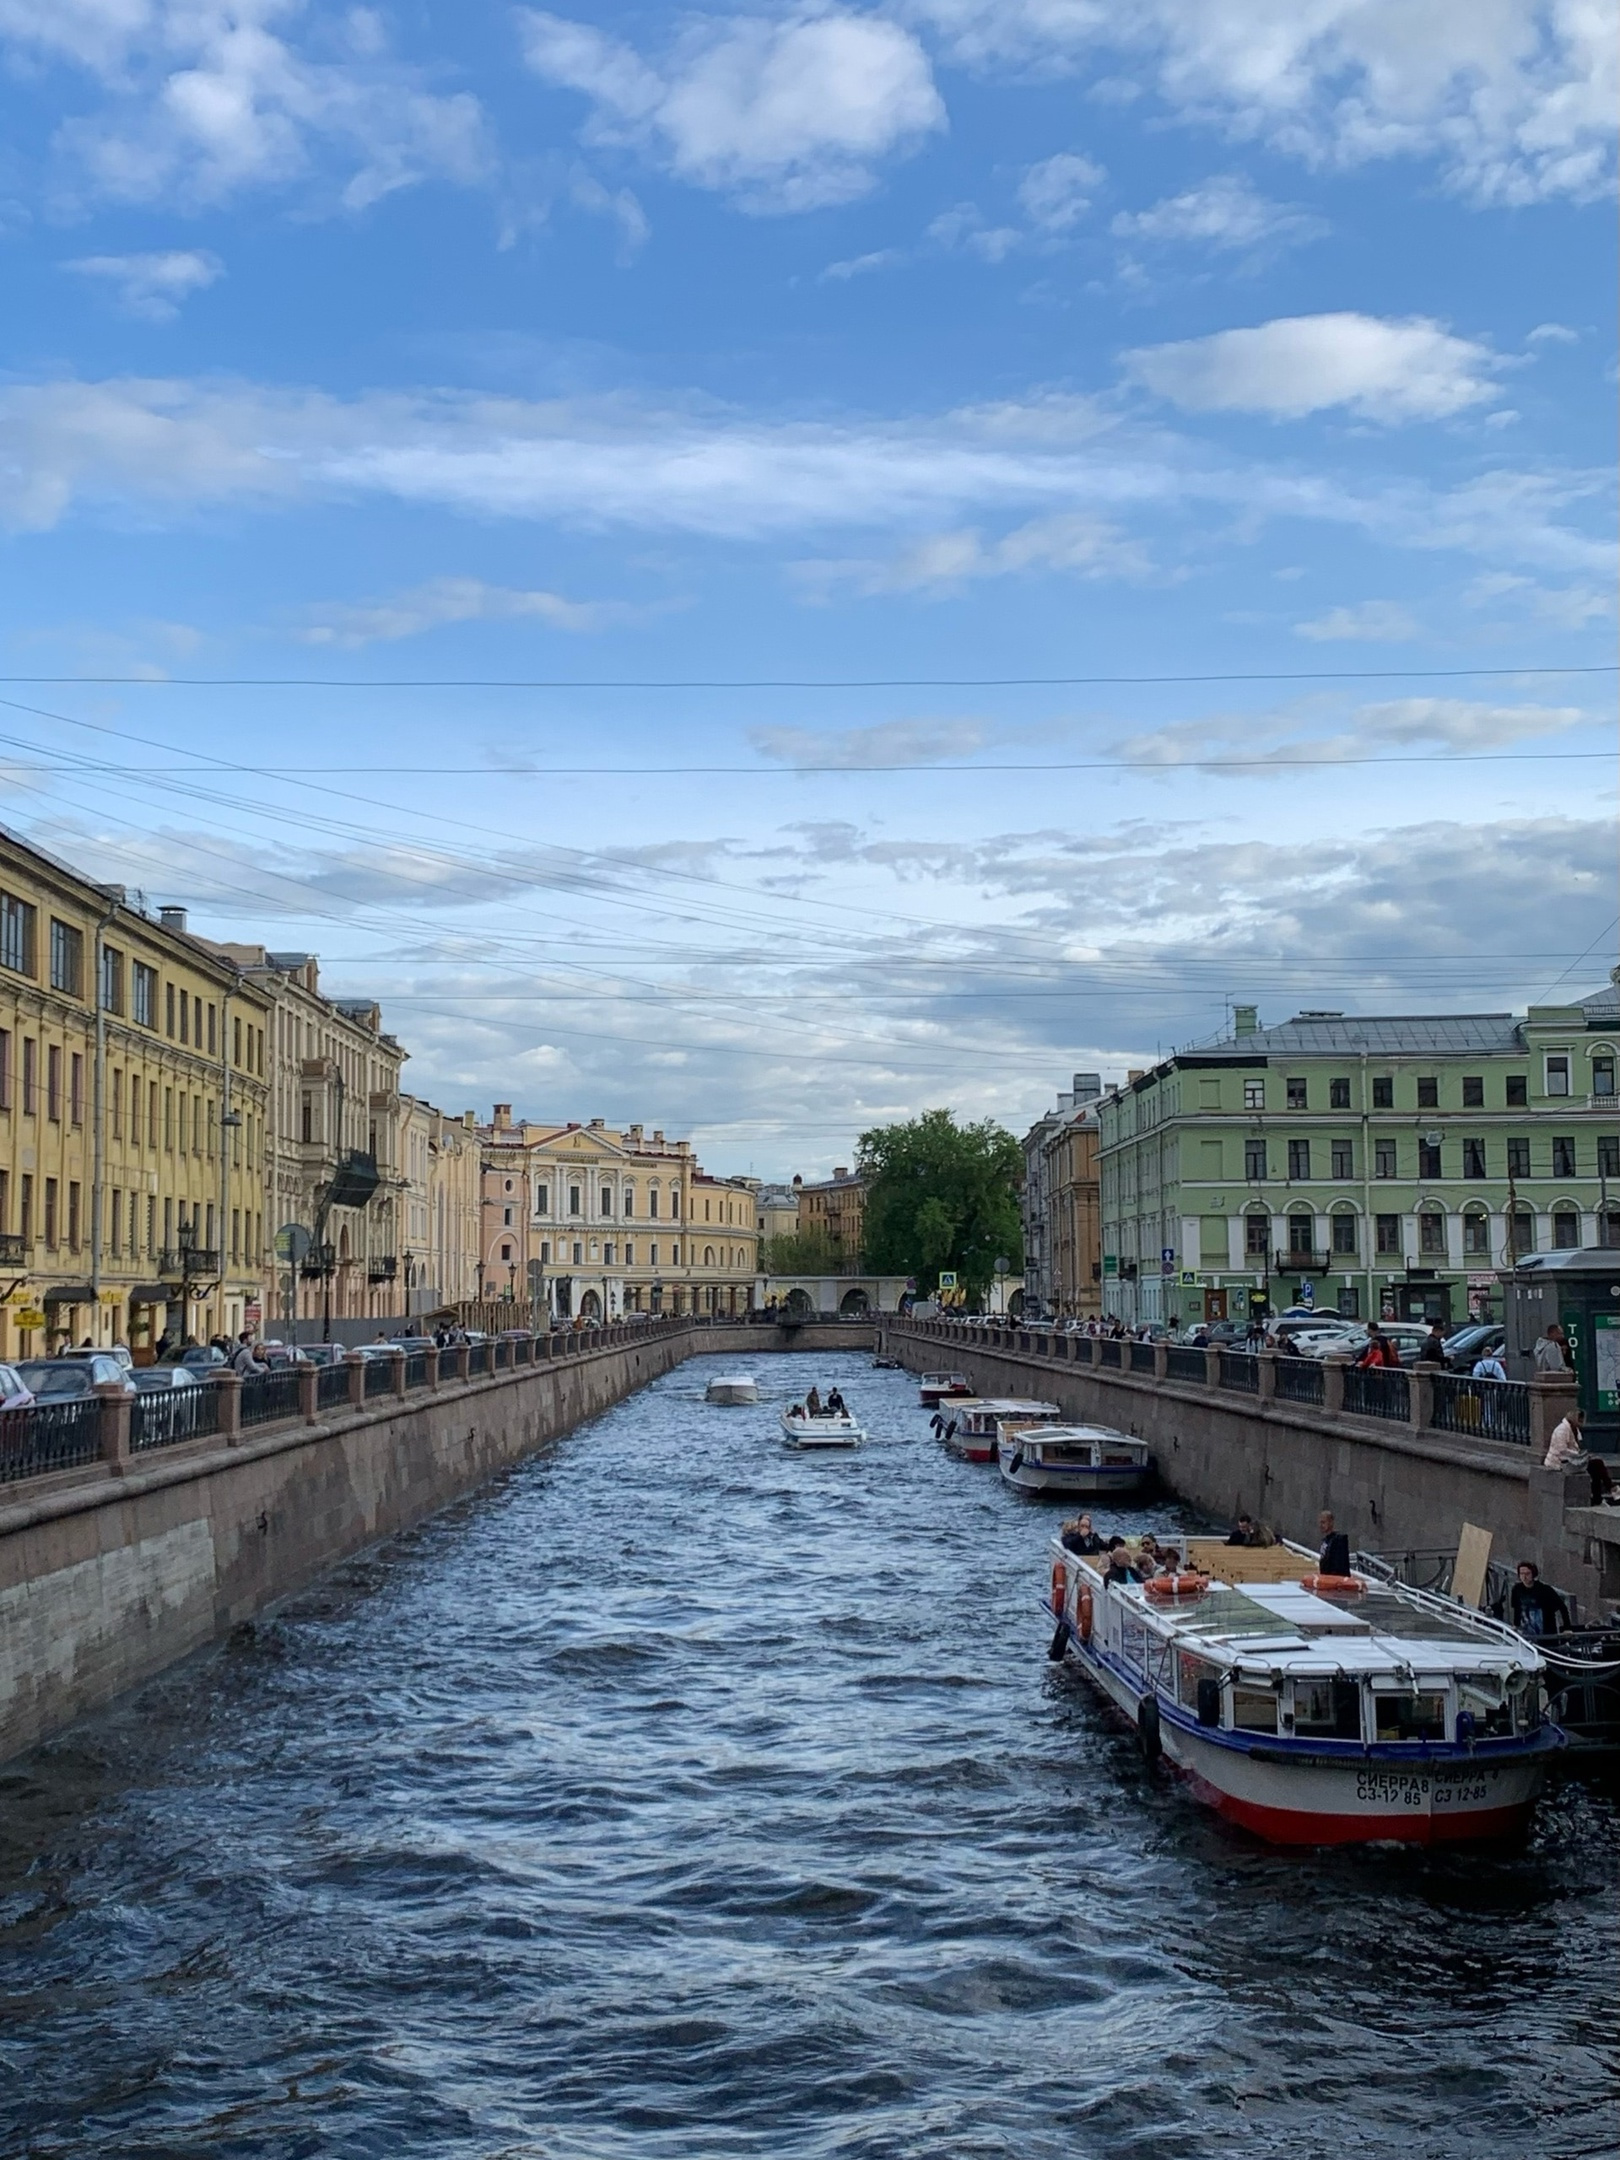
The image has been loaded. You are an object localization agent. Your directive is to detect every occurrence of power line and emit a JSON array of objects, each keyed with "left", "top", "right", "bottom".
[
  {"left": 0, "top": 664, "right": 1611, "bottom": 689},
  {"left": 8, "top": 750, "right": 1613, "bottom": 774}
]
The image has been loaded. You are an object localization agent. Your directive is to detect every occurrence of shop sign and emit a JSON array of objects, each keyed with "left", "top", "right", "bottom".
[
  {"left": 1102, "top": 1255, "right": 1118, "bottom": 1277},
  {"left": 13, "top": 1307, "right": 45, "bottom": 1329}
]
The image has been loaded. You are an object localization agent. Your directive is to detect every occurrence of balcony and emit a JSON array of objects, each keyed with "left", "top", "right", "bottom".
[
  {"left": 1281, "top": 1249, "right": 1334, "bottom": 1275},
  {"left": 299, "top": 1242, "right": 337, "bottom": 1279},
  {"left": 0, "top": 1233, "right": 28, "bottom": 1265},
  {"left": 158, "top": 1246, "right": 220, "bottom": 1280},
  {"left": 367, "top": 1255, "right": 398, "bottom": 1283}
]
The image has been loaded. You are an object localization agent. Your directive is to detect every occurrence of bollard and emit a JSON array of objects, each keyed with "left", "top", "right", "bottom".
[
  {"left": 346, "top": 1352, "right": 366, "bottom": 1409},
  {"left": 1152, "top": 1341, "right": 1169, "bottom": 1381},
  {"left": 298, "top": 1361, "right": 320, "bottom": 1422},
  {"left": 1408, "top": 1366, "right": 1434, "bottom": 1434},
  {"left": 216, "top": 1368, "right": 243, "bottom": 1443},
  {"left": 423, "top": 1345, "right": 440, "bottom": 1390},
  {"left": 389, "top": 1348, "right": 407, "bottom": 1400},
  {"left": 1323, "top": 1354, "right": 1349, "bottom": 1416},
  {"left": 1255, "top": 1349, "right": 1277, "bottom": 1401},
  {"left": 448, "top": 1341, "right": 471, "bottom": 1383},
  {"left": 97, "top": 1381, "right": 131, "bottom": 1474},
  {"left": 1202, "top": 1346, "right": 1222, "bottom": 1389}
]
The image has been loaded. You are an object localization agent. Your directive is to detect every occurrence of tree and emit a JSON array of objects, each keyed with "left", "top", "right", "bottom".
[
  {"left": 857, "top": 1110, "right": 1023, "bottom": 1301},
  {"left": 762, "top": 1225, "right": 841, "bottom": 1275}
]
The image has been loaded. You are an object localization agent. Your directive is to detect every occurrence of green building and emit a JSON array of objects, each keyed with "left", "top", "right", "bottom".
[{"left": 1097, "top": 973, "right": 1620, "bottom": 1329}]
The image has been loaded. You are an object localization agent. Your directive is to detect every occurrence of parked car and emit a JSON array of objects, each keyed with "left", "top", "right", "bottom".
[
  {"left": 16, "top": 1355, "right": 136, "bottom": 1398},
  {"left": 293, "top": 1343, "right": 351, "bottom": 1367},
  {"left": 257, "top": 1342, "right": 311, "bottom": 1368},
  {"left": 178, "top": 1344, "right": 226, "bottom": 1371},
  {"left": 1307, "top": 1322, "right": 1435, "bottom": 1367},
  {"left": 1442, "top": 1323, "right": 1506, "bottom": 1373},
  {"left": 1271, "top": 1314, "right": 1358, "bottom": 1347},
  {"left": 0, "top": 1364, "right": 34, "bottom": 1410},
  {"left": 58, "top": 1343, "right": 135, "bottom": 1374},
  {"left": 132, "top": 1365, "right": 202, "bottom": 1392}
]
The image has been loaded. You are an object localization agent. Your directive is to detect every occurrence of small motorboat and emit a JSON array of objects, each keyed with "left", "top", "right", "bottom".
[
  {"left": 780, "top": 1408, "right": 865, "bottom": 1449},
  {"left": 705, "top": 1373, "right": 759, "bottom": 1405},
  {"left": 998, "top": 1422, "right": 1154, "bottom": 1499},
  {"left": 919, "top": 1371, "right": 972, "bottom": 1407},
  {"left": 935, "top": 1397, "right": 1061, "bottom": 1462}
]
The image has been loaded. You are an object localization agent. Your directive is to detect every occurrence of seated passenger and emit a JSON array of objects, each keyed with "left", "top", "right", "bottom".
[
  {"left": 1060, "top": 1512, "right": 1105, "bottom": 1555},
  {"left": 1102, "top": 1538, "right": 1141, "bottom": 1586},
  {"left": 1226, "top": 1514, "right": 1256, "bottom": 1546}
]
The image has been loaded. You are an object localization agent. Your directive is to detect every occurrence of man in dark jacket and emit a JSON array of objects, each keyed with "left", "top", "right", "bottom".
[
  {"left": 1509, "top": 1561, "right": 1570, "bottom": 1638},
  {"left": 1060, "top": 1512, "right": 1105, "bottom": 1555},
  {"left": 1317, "top": 1510, "right": 1351, "bottom": 1576},
  {"left": 1416, "top": 1325, "right": 1448, "bottom": 1366}
]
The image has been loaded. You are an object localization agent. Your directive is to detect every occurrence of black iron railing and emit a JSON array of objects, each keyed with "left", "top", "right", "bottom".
[
  {"left": 239, "top": 1368, "right": 303, "bottom": 1430},
  {"left": 1219, "top": 1350, "right": 1260, "bottom": 1393},
  {"left": 1098, "top": 1339, "right": 1122, "bottom": 1368},
  {"left": 363, "top": 1356, "right": 393, "bottom": 1397},
  {"left": 403, "top": 1350, "right": 430, "bottom": 1388},
  {"left": 132, "top": 1382, "right": 221, "bottom": 1451},
  {"left": 317, "top": 1362, "right": 353, "bottom": 1411},
  {"left": 1429, "top": 1371, "right": 1531, "bottom": 1447},
  {"left": 1339, "top": 1365, "right": 1412, "bottom": 1422},
  {"left": 1129, "top": 1341, "right": 1157, "bottom": 1374},
  {"left": 1275, "top": 1358, "right": 1325, "bottom": 1406},
  {"left": 1165, "top": 1345, "right": 1207, "bottom": 1383},
  {"left": 0, "top": 1396, "right": 103, "bottom": 1481}
]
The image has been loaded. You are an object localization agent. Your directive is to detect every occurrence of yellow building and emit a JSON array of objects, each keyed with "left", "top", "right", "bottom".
[
  {"left": 401, "top": 1097, "right": 482, "bottom": 1313},
  {"left": 479, "top": 1108, "right": 759, "bottom": 1320},
  {"left": 0, "top": 833, "right": 271, "bottom": 1360},
  {"left": 795, "top": 1165, "right": 866, "bottom": 1272}
]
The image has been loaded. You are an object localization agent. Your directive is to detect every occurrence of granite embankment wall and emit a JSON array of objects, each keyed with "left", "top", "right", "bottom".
[
  {"left": 0, "top": 1321, "right": 870, "bottom": 1764},
  {"left": 881, "top": 1323, "right": 1608, "bottom": 1612}
]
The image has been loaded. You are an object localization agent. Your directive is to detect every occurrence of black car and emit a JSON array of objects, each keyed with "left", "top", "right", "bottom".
[{"left": 1442, "top": 1323, "right": 1505, "bottom": 1373}]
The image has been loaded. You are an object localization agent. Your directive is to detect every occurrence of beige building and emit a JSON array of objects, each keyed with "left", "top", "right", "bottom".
[
  {"left": 0, "top": 831, "right": 272, "bottom": 1360},
  {"left": 401, "top": 1097, "right": 482, "bottom": 1314},
  {"left": 795, "top": 1165, "right": 866, "bottom": 1272},
  {"left": 754, "top": 1180, "right": 801, "bottom": 1255},
  {"left": 1021, "top": 1075, "right": 1104, "bottom": 1319},
  {"left": 209, "top": 947, "right": 408, "bottom": 1334},
  {"left": 479, "top": 1107, "right": 760, "bottom": 1320}
]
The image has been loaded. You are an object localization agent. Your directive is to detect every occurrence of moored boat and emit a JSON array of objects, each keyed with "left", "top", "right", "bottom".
[
  {"left": 704, "top": 1373, "right": 759, "bottom": 1405},
  {"left": 1046, "top": 1536, "right": 1558, "bottom": 1845},
  {"left": 935, "top": 1397, "right": 1061, "bottom": 1462},
  {"left": 998, "top": 1422, "right": 1153, "bottom": 1500},
  {"left": 780, "top": 1409, "right": 865, "bottom": 1449},
  {"left": 918, "top": 1372, "right": 972, "bottom": 1407}
]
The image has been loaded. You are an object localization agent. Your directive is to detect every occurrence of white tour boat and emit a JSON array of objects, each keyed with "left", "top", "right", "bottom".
[
  {"left": 998, "top": 1422, "right": 1154, "bottom": 1500},
  {"left": 918, "top": 1372, "right": 972, "bottom": 1407},
  {"left": 780, "top": 1408, "right": 865, "bottom": 1449},
  {"left": 1047, "top": 1536, "right": 1559, "bottom": 1845},
  {"left": 934, "top": 1397, "right": 1061, "bottom": 1463},
  {"left": 704, "top": 1373, "right": 759, "bottom": 1406}
]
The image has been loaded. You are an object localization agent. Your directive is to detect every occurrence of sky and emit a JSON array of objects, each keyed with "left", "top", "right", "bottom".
[{"left": 0, "top": 1, "right": 1614, "bottom": 1177}]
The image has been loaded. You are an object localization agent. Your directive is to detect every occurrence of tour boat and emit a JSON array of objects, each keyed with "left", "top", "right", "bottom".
[
  {"left": 918, "top": 1372, "right": 972, "bottom": 1407},
  {"left": 998, "top": 1422, "right": 1154, "bottom": 1500},
  {"left": 935, "top": 1397, "right": 1061, "bottom": 1463},
  {"left": 780, "top": 1409, "right": 865, "bottom": 1449},
  {"left": 705, "top": 1373, "right": 759, "bottom": 1405},
  {"left": 1046, "top": 1537, "right": 1559, "bottom": 1846}
]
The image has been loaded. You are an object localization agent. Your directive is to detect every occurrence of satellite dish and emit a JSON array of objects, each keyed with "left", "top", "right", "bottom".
[{"left": 275, "top": 1223, "right": 314, "bottom": 1265}]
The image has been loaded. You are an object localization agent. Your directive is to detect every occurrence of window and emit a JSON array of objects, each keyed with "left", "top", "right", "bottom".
[
  {"left": 21, "top": 1037, "right": 36, "bottom": 1116},
  {"left": 1552, "top": 1209, "right": 1580, "bottom": 1250},
  {"left": 1337, "top": 1286, "right": 1361, "bottom": 1319},
  {"left": 1416, "top": 1077, "right": 1439, "bottom": 1109},
  {"left": 1418, "top": 1140, "right": 1441, "bottom": 1179},
  {"left": 624, "top": 1240, "right": 633, "bottom": 1265},
  {"left": 18, "top": 1175, "right": 30, "bottom": 1246},
  {"left": 1286, "top": 1077, "right": 1307, "bottom": 1110},
  {"left": 1505, "top": 1138, "right": 1529, "bottom": 1179},
  {"left": 1372, "top": 1077, "right": 1394, "bottom": 1109},
  {"left": 1329, "top": 1078, "right": 1351, "bottom": 1110},
  {"left": 1242, "top": 1079, "right": 1264, "bottom": 1110},
  {"left": 1331, "top": 1212, "right": 1358, "bottom": 1255},
  {"left": 601, "top": 1187, "right": 614, "bottom": 1216},
  {"left": 1288, "top": 1214, "right": 1315, "bottom": 1257},
  {"left": 192, "top": 995, "right": 202, "bottom": 1045},
  {"left": 0, "top": 1031, "right": 9, "bottom": 1112},
  {"left": 112, "top": 1189, "right": 122, "bottom": 1253},
  {"left": 1376, "top": 1214, "right": 1401, "bottom": 1255},
  {"left": 148, "top": 1080, "right": 158, "bottom": 1147},
  {"left": 1601, "top": 1210, "right": 1620, "bottom": 1251},
  {"left": 43, "top": 1177, "right": 57, "bottom": 1247},
  {"left": 1506, "top": 1074, "right": 1527, "bottom": 1107},
  {"left": 67, "top": 1181, "right": 80, "bottom": 1251},
  {"left": 207, "top": 1004, "right": 216, "bottom": 1055},
  {"left": 540, "top": 1241, "right": 551, "bottom": 1264},
  {"left": 502, "top": 1206, "right": 512, "bottom": 1227},
  {"left": 1287, "top": 1138, "right": 1310, "bottom": 1179},
  {"left": 1599, "top": 1135, "right": 1620, "bottom": 1180},
  {"left": 1462, "top": 1076, "right": 1484, "bottom": 1108},
  {"left": 233, "top": 1015, "right": 242, "bottom": 1067},
  {"left": 46, "top": 1044, "right": 61, "bottom": 1122},
  {"left": 535, "top": 1185, "right": 550, "bottom": 1215},
  {"left": 1244, "top": 1138, "right": 1267, "bottom": 1181},
  {"left": 1463, "top": 1211, "right": 1491, "bottom": 1257},
  {"left": 0, "top": 892, "right": 34, "bottom": 976},
  {"left": 1374, "top": 1691, "right": 1446, "bottom": 1744},
  {"left": 1594, "top": 1054, "right": 1616, "bottom": 1099},
  {"left": 501, "top": 1243, "right": 512, "bottom": 1263},
  {"left": 1508, "top": 1206, "right": 1535, "bottom": 1257},
  {"left": 572, "top": 1240, "right": 583, "bottom": 1265},
  {"left": 1245, "top": 1215, "right": 1270, "bottom": 1257},
  {"left": 604, "top": 1241, "right": 615, "bottom": 1265},
  {"left": 164, "top": 1087, "right": 174, "bottom": 1150},
  {"left": 165, "top": 981, "right": 176, "bottom": 1037},
  {"left": 622, "top": 1187, "right": 634, "bottom": 1217},
  {"left": 49, "top": 919, "right": 83, "bottom": 997},
  {"left": 100, "top": 944, "right": 123, "bottom": 1014},
  {"left": 1545, "top": 1054, "right": 1570, "bottom": 1097},
  {"left": 1463, "top": 1139, "right": 1488, "bottom": 1179},
  {"left": 1330, "top": 1140, "right": 1353, "bottom": 1180},
  {"left": 70, "top": 1052, "right": 84, "bottom": 1125},
  {"left": 1199, "top": 1079, "right": 1221, "bottom": 1110},
  {"left": 1552, "top": 1136, "right": 1576, "bottom": 1178},
  {"left": 649, "top": 1189, "right": 660, "bottom": 1218},
  {"left": 132, "top": 961, "right": 157, "bottom": 1028},
  {"left": 650, "top": 1242, "right": 659, "bottom": 1266},
  {"left": 177, "top": 988, "right": 188, "bottom": 1045},
  {"left": 300, "top": 1096, "right": 313, "bottom": 1145},
  {"left": 670, "top": 1194, "right": 680, "bottom": 1218},
  {"left": 1374, "top": 1139, "right": 1397, "bottom": 1178},
  {"left": 569, "top": 1184, "right": 582, "bottom": 1216},
  {"left": 1419, "top": 1210, "right": 1446, "bottom": 1256}
]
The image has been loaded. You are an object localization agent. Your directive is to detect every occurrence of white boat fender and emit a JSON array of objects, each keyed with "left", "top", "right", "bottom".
[{"left": 1138, "top": 1696, "right": 1162, "bottom": 1768}]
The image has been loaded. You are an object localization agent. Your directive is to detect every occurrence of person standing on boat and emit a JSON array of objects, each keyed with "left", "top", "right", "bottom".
[
  {"left": 1227, "top": 1514, "right": 1257, "bottom": 1546},
  {"left": 1060, "top": 1513, "right": 1105, "bottom": 1555},
  {"left": 827, "top": 1388, "right": 846, "bottom": 1416},
  {"left": 806, "top": 1385, "right": 823, "bottom": 1416},
  {"left": 1317, "top": 1511, "right": 1352, "bottom": 1576},
  {"left": 1509, "top": 1561, "right": 1570, "bottom": 1638}
]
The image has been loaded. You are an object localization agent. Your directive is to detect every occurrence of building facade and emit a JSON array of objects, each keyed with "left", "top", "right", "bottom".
[
  {"left": 210, "top": 947, "right": 408, "bottom": 1333},
  {"left": 795, "top": 1166, "right": 866, "bottom": 1272},
  {"left": 1098, "top": 985, "right": 1620, "bottom": 1330},
  {"left": 0, "top": 833, "right": 272, "bottom": 1360},
  {"left": 479, "top": 1108, "right": 761, "bottom": 1320},
  {"left": 400, "top": 1097, "right": 482, "bottom": 1314},
  {"left": 1021, "top": 1073, "right": 1102, "bottom": 1318},
  {"left": 754, "top": 1181, "right": 801, "bottom": 1255}
]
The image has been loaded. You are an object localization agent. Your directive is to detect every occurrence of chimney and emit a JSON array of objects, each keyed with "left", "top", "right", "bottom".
[
  {"left": 1073, "top": 1072, "right": 1101, "bottom": 1101},
  {"left": 792, "top": 1173, "right": 802, "bottom": 1187},
  {"left": 1234, "top": 1004, "right": 1259, "bottom": 1037},
  {"left": 628, "top": 1124, "right": 642, "bottom": 1142},
  {"left": 493, "top": 1103, "right": 512, "bottom": 1131},
  {"left": 1127, "top": 1069, "right": 1144, "bottom": 1084},
  {"left": 652, "top": 1129, "right": 664, "bottom": 1144},
  {"left": 589, "top": 1117, "right": 605, "bottom": 1129},
  {"left": 834, "top": 1166, "right": 849, "bottom": 1179},
  {"left": 159, "top": 905, "right": 188, "bottom": 934}
]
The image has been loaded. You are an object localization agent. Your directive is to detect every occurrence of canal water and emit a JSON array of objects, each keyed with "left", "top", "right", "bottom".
[{"left": 2, "top": 1353, "right": 1615, "bottom": 2159}]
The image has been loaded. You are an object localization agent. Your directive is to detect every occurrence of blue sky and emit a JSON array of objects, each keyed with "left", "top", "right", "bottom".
[{"left": 0, "top": 2, "right": 1614, "bottom": 1173}]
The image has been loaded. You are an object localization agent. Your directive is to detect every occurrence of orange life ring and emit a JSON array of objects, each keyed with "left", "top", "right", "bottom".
[
  {"left": 1050, "top": 1559, "right": 1067, "bottom": 1617},
  {"left": 1076, "top": 1586, "right": 1094, "bottom": 1644},
  {"left": 1143, "top": 1572, "right": 1211, "bottom": 1600},
  {"left": 1301, "top": 1573, "right": 1364, "bottom": 1595}
]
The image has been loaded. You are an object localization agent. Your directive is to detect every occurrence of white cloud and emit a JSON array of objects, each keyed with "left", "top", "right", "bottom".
[
  {"left": 1295, "top": 599, "right": 1419, "bottom": 641},
  {"left": 796, "top": 511, "right": 1152, "bottom": 595},
  {"left": 1110, "top": 171, "right": 1324, "bottom": 251},
  {"left": 2, "top": 1, "right": 489, "bottom": 210},
  {"left": 1018, "top": 150, "right": 1104, "bottom": 231},
  {"left": 299, "top": 575, "right": 620, "bottom": 646},
  {"left": 1527, "top": 321, "right": 1579, "bottom": 344},
  {"left": 1125, "top": 312, "right": 1502, "bottom": 423},
  {"left": 519, "top": 9, "right": 944, "bottom": 211},
  {"left": 908, "top": 0, "right": 1616, "bottom": 206},
  {"left": 63, "top": 245, "right": 221, "bottom": 318},
  {"left": 820, "top": 245, "right": 907, "bottom": 280},
  {"left": 750, "top": 718, "right": 995, "bottom": 768},
  {"left": 1116, "top": 694, "right": 1587, "bottom": 771}
]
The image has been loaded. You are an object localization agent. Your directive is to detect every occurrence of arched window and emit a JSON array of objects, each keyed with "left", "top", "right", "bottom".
[
  {"left": 704, "top": 1245, "right": 714, "bottom": 1267},
  {"left": 623, "top": 1183, "right": 635, "bottom": 1217},
  {"left": 600, "top": 1184, "right": 613, "bottom": 1216},
  {"left": 1418, "top": 1204, "right": 1447, "bottom": 1257},
  {"left": 1508, "top": 1204, "right": 1535, "bottom": 1258},
  {"left": 1286, "top": 1206, "right": 1315, "bottom": 1258},
  {"left": 1462, "top": 1206, "right": 1490, "bottom": 1257},
  {"left": 1552, "top": 1205, "right": 1581, "bottom": 1250},
  {"left": 1330, "top": 1205, "right": 1358, "bottom": 1257},
  {"left": 1244, "top": 1207, "right": 1269, "bottom": 1258}
]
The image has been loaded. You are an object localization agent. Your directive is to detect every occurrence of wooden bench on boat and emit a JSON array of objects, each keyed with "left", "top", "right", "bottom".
[{"left": 1184, "top": 1539, "right": 1323, "bottom": 1583}]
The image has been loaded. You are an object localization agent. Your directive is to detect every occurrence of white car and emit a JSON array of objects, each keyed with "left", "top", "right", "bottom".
[{"left": 0, "top": 1363, "right": 34, "bottom": 1410}]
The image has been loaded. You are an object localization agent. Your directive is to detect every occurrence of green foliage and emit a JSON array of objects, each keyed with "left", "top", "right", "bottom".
[
  {"left": 762, "top": 1226, "right": 842, "bottom": 1275},
  {"left": 857, "top": 1109, "right": 1023, "bottom": 1300}
]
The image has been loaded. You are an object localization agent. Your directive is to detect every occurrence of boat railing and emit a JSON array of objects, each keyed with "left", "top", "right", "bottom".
[{"left": 1350, "top": 1546, "right": 1543, "bottom": 1647}]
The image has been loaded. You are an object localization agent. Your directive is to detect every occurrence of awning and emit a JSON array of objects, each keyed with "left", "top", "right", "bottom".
[
  {"left": 42, "top": 1281, "right": 97, "bottom": 1306},
  {"left": 126, "top": 1282, "right": 180, "bottom": 1306}
]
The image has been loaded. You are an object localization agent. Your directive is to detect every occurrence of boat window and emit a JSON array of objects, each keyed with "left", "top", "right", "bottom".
[
  {"left": 1292, "top": 1678, "right": 1363, "bottom": 1739},
  {"left": 1456, "top": 1677, "right": 1513, "bottom": 1738},
  {"left": 1373, "top": 1691, "right": 1447, "bottom": 1742},
  {"left": 1178, "top": 1652, "right": 1222, "bottom": 1717},
  {"left": 1119, "top": 1616, "right": 1146, "bottom": 1672},
  {"left": 1231, "top": 1687, "right": 1279, "bottom": 1734}
]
